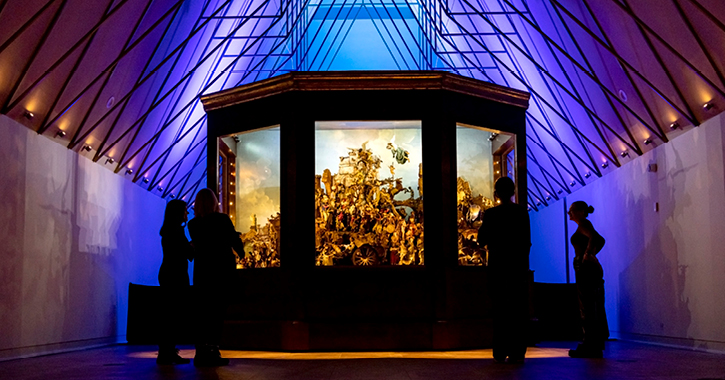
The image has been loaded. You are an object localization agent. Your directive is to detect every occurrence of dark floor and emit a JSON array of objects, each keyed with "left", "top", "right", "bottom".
[{"left": 1, "top": 341, "right": 724, "bottom": 380}]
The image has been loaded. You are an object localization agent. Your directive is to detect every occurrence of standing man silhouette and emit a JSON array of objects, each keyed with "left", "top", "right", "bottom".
[{"left": 477, "top": 177, "right": 531, "bottom": 363}]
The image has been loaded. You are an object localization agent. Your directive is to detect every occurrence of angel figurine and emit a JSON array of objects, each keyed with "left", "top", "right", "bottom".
[{"left": 386, "top": 135, "right": 410, "bottom": 165}]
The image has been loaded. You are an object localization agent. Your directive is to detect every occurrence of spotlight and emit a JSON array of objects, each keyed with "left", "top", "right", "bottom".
[
  {"left": 157, "top": 186, "right": 164, "bottom": 192},
  {"left": 643, "top": 138, "right": 652, "bottom": 145},
  {"left": 601, "top": 161, "right": 609, "bottom": 169},
  {"left": 488, "top": 133, "right": 498, "bottom": 142},
  {"left": 55, "top": 130, "right": 66, "bottom": 138},
  {"left": 169, "top": 193, "right": 175, "bottom": 199},
  {"left": 620, "top": 151, "right": 629, "bottom": 158},
  {"left": 82, "top": 145, "right": 92, "bottom": 152},
  {"left": 584, "top": 172, "right": 591, "bottom": 178},
  {"left": 527, "top": 205, "right": 532, "bottom": 211},
  {"left": 669, "top": 122, "right": 679, "bottom": 130},
  {"left": 125, "top": 169, "right": 133, "bottom": 175},
  {"left": 545, "top": 195, "right": 551, "bottom": 201},
  {"left": 105, "top": 157, "right": 115, "bottom": 165},
  {"left": 536, "top": 200, "right": 541, "bottom": 206},
  {"left": 557, "top": 189, "right": 563, "bottom": 194},
  {"left": 570, "top": 181, "right": 576, "bottom": 187},
  {"left": 143, "top": 178, "right": 150, "bottom": 183},
  {"left": 703, "top": 102, "right": 714, "bottom": 111},
  {"left": 23, "top": 110, "right": 34, "bottom": 119}
]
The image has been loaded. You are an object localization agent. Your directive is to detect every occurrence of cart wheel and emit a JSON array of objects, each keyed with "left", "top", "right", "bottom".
[{"left": 352, "top": 244, "right": 378, "bottom": 266}]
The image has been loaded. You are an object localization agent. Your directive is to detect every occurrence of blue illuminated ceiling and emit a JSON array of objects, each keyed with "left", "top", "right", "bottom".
[{"left": 1, "top": 0, "right": 724, "bottom": 209}]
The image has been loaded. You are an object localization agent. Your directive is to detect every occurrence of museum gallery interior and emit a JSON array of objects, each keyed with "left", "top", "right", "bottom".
[{"left": 1, "top": 0, "right": 725, "bottom": 378}]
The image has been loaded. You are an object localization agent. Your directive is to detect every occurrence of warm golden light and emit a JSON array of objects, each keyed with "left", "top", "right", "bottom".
[{"left": 128, "top": 347, "right": 570, "bottom": 360}]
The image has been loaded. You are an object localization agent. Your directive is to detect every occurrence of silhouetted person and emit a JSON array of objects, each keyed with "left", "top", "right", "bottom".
[
  {"left": 567, "top": 201, "right": 609, "bottom": 358},
  {"left": 188, "top": 188, "right": 244, "bottom": 367},
  {"left": 157, "top": 199, "right": 193, "bottom": 365},
  {"left": 477, "top": 177, "right": 531, "bottom": 363}
]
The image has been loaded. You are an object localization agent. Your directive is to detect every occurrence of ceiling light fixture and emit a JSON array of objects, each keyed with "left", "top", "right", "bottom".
[
  {"left": 703, "top": 102, "right": 714, "bottom": 111},
  {"left": 601, "top": 161, "right": 609, "bottom": 169},
  {"left": 643, "top": 138, "right": 652, "bottom": 145},
  {"left": 669, "top": 122, "right": 679, "bottom": 130},
  {"left": 620, "top": 151, "right": 629, "bottom": 158},
  {"left": 570, "top": 181, "right": 576, "bottom": 187},
  {"left": 23, "top": 110, "right": 34, "bottom": 119},
  {"left": 125, "top": 169, "right": 133, "bottom": 175},
  {"left": 82, "top": 145, "right": 92, "bottom": 152},
  {"left": 157, "top": 186, "right": 163, "bottom": 192},
  {"left": 105, "top": 158, "right": 115, "bottom": 164},
  {"left": 143, "top": 178, "right": 150, "bottom": 184},
  {"left": 584, "top": 172, "right": 591, "bottom": 178},
  {"left": 55, "top": 130, "right": 66, "bottom": 138}
]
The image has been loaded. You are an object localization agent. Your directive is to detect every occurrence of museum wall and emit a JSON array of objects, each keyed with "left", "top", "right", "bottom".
[
  {"left": 530, "top": 113, "right": 725, "bottom": 352},
  {"left": 0, "top": 115, "right": 167, "bottom": 360}
]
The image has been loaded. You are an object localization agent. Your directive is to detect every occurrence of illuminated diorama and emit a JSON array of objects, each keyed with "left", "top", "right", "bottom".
[
  {"left": 220, "top": 127, "right": 281, "bottom": 269},
  {"left": 200, "top": 71, "right": 530, "bottom": 351},
  {"left": 314, "top": 121, "right": 424, "bottom": 266}
]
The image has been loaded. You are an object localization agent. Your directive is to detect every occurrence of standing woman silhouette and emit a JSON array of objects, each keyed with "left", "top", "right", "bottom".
[
  {"left": 157, "top": 199, "right": 193, "bottom": 365},
  {"left": 567, "top": 201, "right": 609, "bottom": 358},
  {"left": 188, "top": 188, "right": 244, "bottom": 367}
]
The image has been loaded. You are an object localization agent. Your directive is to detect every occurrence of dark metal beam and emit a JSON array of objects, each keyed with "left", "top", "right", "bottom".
[{"left": 2, "top": 0, "right": 68, "bottom": 114}]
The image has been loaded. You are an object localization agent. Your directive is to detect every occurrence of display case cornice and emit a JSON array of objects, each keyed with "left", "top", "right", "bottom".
[{"left": 200, "top": 71, "right": 530, "bottom": 111}]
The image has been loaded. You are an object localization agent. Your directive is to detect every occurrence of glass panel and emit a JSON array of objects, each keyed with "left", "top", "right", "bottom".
[
  {"left": 456, "top": 124, "right": 515, "bottom": 266},
  {"left": 221, "top": 126, "right": 281, "bottom": 269},
  {"left": 315, "top": 121, "right": 423, "bottom": 266}
]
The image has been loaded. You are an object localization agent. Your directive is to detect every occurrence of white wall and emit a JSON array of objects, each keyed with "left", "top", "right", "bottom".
[
  {"left": 530, "top": 113, "right": 725, "bottom": 352},
  {"left": 0, "top": 115, "right": 166, "bottom": 360}
]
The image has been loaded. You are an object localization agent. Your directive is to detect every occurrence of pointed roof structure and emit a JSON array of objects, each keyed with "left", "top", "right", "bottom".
[{"left": 1, "top": 0, "right": 723, "bottom": 209}]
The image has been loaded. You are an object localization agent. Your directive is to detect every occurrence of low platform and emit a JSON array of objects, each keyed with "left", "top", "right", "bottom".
[{"left": 128, "top": 268, "right": 578, "bottom": 350}]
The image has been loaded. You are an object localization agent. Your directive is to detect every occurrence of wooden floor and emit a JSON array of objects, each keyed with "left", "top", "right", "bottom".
[{"left": 1, "top": 341, "right": 724, "bottom": 380}]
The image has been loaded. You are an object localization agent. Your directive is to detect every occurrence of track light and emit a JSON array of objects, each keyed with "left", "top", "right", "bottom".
[
  {"left": 557, "top": 189, "right": 563, "bottom": 194},
  {"left": 545, "top": 195, "right": 551, "bottom": 201},
  {"left": 703, "top": 102, "right": 714, "bottom": 111},
  {"left": 570, "top": 181, "right": 576, "bottom": 187},
  {"left": 601, "top": 161, "right": 609, "bottom": 169},
  {"left": 143, "top": 178, "right": 150, "bottom": 184},
  {"left": 488, "top": 133, "right": 498, "bottom": 142},
  {"left": 157, "top": 186, "right": 164, "bottom": 192},
  {"left": 584, "top": 172, "right": 591, "bottom": 178},
  {"left": 23, "top": 110, "right": 34, "bottom": 119},
  {"left": 536, "top": 200, "right": 541, "bottom": 206},
  {"left": 669, "top": 122, "right": 679, "bottom": 130},
  {"left": 55, "top": 130, "right": 66, "bottom": 138},
  {"left": 620, "top": 151, "right": 629, "bottom": 158},
  {"left": 643, "top": 138, "right": 652, "bottom": 145},
  {"left": 82, "top": 145, "right": 92, "bottom": 152},
  {"left": 125, "top": 169, "right": 133, "bottom": 175},
  {"left": 105, "top": 158, "right": 115, "bottom": 165},
  {"left": 169, "top": 193, "right": 175, "bottom": 199}
]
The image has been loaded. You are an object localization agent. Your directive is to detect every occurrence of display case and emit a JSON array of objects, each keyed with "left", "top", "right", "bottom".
[{"left": 201, "top": 71, "right": 530, "bottom": 351}]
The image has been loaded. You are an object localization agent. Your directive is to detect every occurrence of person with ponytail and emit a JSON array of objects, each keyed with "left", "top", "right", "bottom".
[
  {"left": 156, "top": 199, "right": 193, "bottom": 365},
  {"left": 187, "top": 188, "right": 244, "bottom": 367},
  {"left": 567, "top": 200, "right": 609, "bottom": 358}
]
